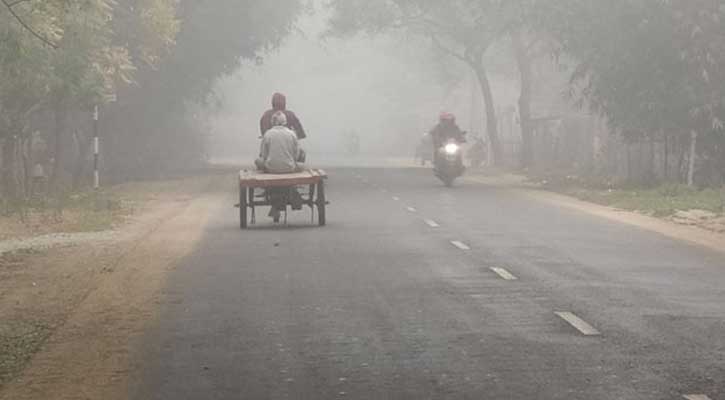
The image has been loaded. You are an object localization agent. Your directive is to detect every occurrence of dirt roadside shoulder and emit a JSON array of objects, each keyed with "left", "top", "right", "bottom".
[
  {"left": 0, "top": 177, "right": 229, "bottom": 400},
  {"left": 464, "top": 173, "right": 725, "bottom": 255}
]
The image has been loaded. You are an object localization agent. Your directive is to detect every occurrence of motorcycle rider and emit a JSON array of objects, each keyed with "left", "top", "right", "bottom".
[
  {"left": 429, "top": 112, "right": 466, "bottom": 148},
  {"left": 260, "top": 93, "right": 307, "bottom": 140},
  {"left": 429, "top": 112, "right": 466, "bottom": 168}
]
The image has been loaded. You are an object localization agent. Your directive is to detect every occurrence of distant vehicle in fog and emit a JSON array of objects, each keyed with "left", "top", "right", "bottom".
[
  {"left": 344, "top": 131, "right": 361, "bottom": 156},
  {"left": 430, "top": 113, "right": 467, "bottom": 186},
  {"left": 467, "top": 134, "right": 487, "bottom": 168},
  {"left": 415, "top": 134, "right": 434, "bottom": 166}
]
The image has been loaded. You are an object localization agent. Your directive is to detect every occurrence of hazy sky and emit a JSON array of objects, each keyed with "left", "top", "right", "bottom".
[{"left": 208, "top": 2, "right": 533, "bottom": 163}]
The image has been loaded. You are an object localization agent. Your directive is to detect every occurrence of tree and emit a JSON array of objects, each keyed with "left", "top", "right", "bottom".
[
  {"left": 102, "top": 0, "right": 303, "bottom": 177},
  {"left": 553, "top": 0, "right": 725, "bottom": 185},
  {"left": 328, "top": 0, "right": 512, "bottom": 164},
  {"left": 0, "top": 0, "right": 63, "bottom": 48},
  {"left": 0, "top": 2, "right": 59, "bottom": 200},
  {"left": 0, "top": 0, "right": 180, "bottom": 195},
  {"left": 2, "top": 0, "right": 302, "bottom": 197},
  {"left": 503, "top": 0, "right": 563, "bottom": 169},
  {"left": 43, "top": 0, "right": 178, "bottom": 189}
]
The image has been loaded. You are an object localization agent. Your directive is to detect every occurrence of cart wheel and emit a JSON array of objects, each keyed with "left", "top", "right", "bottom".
[
  {"left": 317, "top": 181, "right": 326, "bottom": 226},
  {"left": 239, "top": 186, "right": 248, "bottom": 229}
]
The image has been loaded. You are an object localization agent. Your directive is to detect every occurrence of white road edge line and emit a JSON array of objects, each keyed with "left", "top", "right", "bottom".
[
  {"left": 491, "top": 267, "right": 518, "bottom": 281},
  {"left": 424, "top": 219, "right": 440, "bottom": 228},
  {"left": 555, "top": 312, "right": 601, "bottom": 336},
  {"left": 392, "top": 196, "right": 400, "bottom": 201},
  {"left": 684, "top": 395, "right": 712, "bottom": 400},
  {"left": 407, "top": 207, "right": 417, "bottom": 213},
  {"left": 450, "top": 241, "right": 471, "bottom": 250}
]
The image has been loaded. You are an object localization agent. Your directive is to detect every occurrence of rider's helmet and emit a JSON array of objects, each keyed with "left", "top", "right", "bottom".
[{"left": 439, "top": 112, "right": 456, "bottom": 122}]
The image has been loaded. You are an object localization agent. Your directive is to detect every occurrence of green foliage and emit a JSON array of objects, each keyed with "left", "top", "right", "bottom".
[
  {"left": 163, "top": 0, "right": 301, "bottom": 102},
  {"left": 329, "top": 0, "right": 725, "bottom": 178},
  {"left": 0, "top": 3, "right": 56, "bottom": 137},
  {"left": 555, "top": 0, "right": 725, "bottom": 138},
  {"left": 2, "top": 0, "right": 301, "bottom": 188},
  {"left": 0, "top": 319, "right": 52, "bottom": 387},
  {"left": 656, "top": 183, "right": 696, "bottom": 198},
  {"left": 102, "top": 0, "right": 303, "bottom": 176},
  {"left": 570, "top": 184, "right": 724, "bottom": 217},
  {"left": 0, "top": 0, "right": 180, "bottom": 133}
]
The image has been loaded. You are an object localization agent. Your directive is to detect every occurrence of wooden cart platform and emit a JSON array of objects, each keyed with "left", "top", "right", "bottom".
[{"left": 238, "top": 169, "right": 328, "bottom": 228}]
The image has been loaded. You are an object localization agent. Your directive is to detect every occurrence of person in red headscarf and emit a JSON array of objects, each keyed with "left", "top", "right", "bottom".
[{"left": 260, "top": 93, "right": 307, "bottom": 140}]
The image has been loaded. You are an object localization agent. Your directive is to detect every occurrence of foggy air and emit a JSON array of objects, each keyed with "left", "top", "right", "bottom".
[{"left": 1, "top": 1, "right": 724, "bottom": 399}]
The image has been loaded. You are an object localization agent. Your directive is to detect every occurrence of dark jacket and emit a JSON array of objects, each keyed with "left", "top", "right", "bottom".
[
  {"left": 260, "top": 93, "right": 307, "bottom": 140},
  {"left": 429, "top": 120, "right": 465, "bottom": 148}
]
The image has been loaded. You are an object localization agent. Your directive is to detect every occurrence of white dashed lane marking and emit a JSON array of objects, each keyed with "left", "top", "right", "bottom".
[
  {"left": 684, "top": 395, "right": 712, "bottom": 400},
  {"left": 491, "top": 267, "right": 518, "bottom": 281},
  {"left": 450, "top": 241, "right": 471, "bottom": 250},
  {"left": 424, "top": 219, "right": 440, "bottom": 228},
  {"left": 555, "top": 312, "right": 601, "bottom": 336},
  {"left": 406, "top": 207, "right": 417, "bottom": 213},
  {"left": 392, "top": 196, "right": 400, "bottom": 201}
]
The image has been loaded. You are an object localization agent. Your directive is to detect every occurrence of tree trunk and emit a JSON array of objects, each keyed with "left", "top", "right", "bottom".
[
  {"left": 513, "top": 32, "right": 534, "bottom": 169},
  {"left": 471, "top": 63, "right": 502, "bottom": 165},
  {"left": 50, "top": 98, "right": 67, "bottom": 192},
  {"left": 687, "top": 130, "right": 698, "bottom": 186},
  {"left": 677, "top": 138, "right": 687, "bottom": 183},
  {"left": 649, "top": 135, "right": 656, "bottom": 182},
  {"left": 1, "top": 137, "right": 17, "bottom": 202},
  {"left": 22, "top": 137, "right": 32, "bottom": 198},
  {"left": 663, "top": 130, "right": 669, "bottom": 180},
  {"left": 72, "top": 130, "right": 91, "bottom": 190},
  {"left": 626, "top": 143, "right": 632, "bottom": 181}
]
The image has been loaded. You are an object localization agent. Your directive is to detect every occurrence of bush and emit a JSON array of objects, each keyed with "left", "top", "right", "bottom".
[{"left": 656, "top": 183, "right": 696, "bottom": 197}]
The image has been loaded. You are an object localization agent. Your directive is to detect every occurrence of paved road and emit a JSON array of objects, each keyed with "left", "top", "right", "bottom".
[{"left": 131, "top": 167, "right": 725, "bottom": 400}]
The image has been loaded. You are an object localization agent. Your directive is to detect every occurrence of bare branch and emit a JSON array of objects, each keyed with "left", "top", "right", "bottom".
[
  {"left": 430, "top": 33, "right": 468, "bottom": 63},
  {"left": 1, "top": 0, "right": 58, "bottom": 49},
  {"left": 8, "top": 0, "right": 31, "bottom": 7}
]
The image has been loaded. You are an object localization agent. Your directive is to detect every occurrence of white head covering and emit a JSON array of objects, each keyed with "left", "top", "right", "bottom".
[{"left": 271, "top": 111, "right": 287, "bottom": 127}]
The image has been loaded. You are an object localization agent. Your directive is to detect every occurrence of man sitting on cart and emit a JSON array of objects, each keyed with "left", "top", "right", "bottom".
[
  {"left": 255, "top": 111, "right": 306, "bottom": 173},
  {"left": 255, "top": 111, "right": 306, "bottom": 216}
]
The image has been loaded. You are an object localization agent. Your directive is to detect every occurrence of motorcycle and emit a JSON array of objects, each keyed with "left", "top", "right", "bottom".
[{"left": 434, "top": 138, "right": 466, "bottom": 187}]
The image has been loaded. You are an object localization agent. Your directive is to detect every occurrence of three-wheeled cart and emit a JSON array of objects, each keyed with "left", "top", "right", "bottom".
[{"left": 238, "top": 169, "right": 328, "bottom": 229}]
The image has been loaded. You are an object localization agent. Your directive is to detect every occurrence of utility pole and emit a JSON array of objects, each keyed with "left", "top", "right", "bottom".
[{"left": 93, "top": 105, "right": 100, "bottom": 190}]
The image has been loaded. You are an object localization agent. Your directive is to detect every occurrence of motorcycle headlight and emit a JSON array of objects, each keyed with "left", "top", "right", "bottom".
[{"left": 444, "top": 143, "right": 459, "bottom": 155}]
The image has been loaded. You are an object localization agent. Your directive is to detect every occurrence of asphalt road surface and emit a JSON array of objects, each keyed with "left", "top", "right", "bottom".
[{"left": 131, "top": 167, "right": 725, "bottom": 400}]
